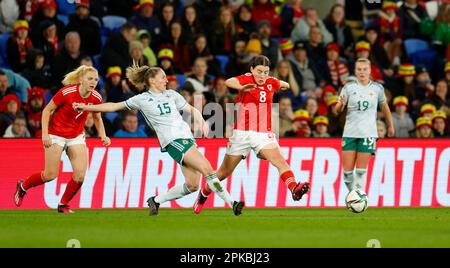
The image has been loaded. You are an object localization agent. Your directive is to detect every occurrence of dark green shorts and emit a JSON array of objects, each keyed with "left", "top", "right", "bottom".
[
  {"left": 165, "top": 138, "right": 196, "bottom": 165},
  {"left": 342, "top": 137, "right": 377, "bottom": 155}
]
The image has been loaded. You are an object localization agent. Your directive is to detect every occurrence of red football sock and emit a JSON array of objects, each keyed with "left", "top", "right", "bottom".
[
  {"left": 280, "top": 170, "right": 297, "bottom": 192},
  {"left": 201, "top": 185, "right": 212, "bottom": 197},
  {"left": 22, "top": 172, "right": 45, "bottom": 190},
  {"left": 60, "top": 178, "right": 83, "bottom": 205}
]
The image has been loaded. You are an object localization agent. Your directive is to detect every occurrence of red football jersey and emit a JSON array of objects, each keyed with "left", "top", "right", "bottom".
[
  {"left": 235, "top": 73, "right": 281, "bottom": 132},
  {"left": 48, "top": 85, "right": 102, "bottom": 138}
]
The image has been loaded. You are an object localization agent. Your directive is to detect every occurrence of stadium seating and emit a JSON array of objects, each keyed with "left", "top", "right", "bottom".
[
  {"left": 404, "top": 38, "right": 437, "bottom": 71},
  {"left": 214, "top": 55, "right": 229, "bottom": 75},
  {"left": 175, "top": 74, "right": 186, "bottom": 89},
  {"left": 90, "top": 16, "right": 102, "bottom": 27},
  {"left": 0, "top": 33, "right": 10, "bottom": 68},
  {"left": 56, "top": 0, "right": 75, "bottom": 15},
  {"left": 105, "top": 112, "right": 118, "bottom": 123},
  {"left": 102, "top": 15, "right": 127, "bottom": 34}
]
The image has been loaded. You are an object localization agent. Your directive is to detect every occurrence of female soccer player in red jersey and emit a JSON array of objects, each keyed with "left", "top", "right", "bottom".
[
  {"left": 14, "top": 65, "right": 111, "bottom": 213},
  {"left": 193, "top": 55, "right": 310, "bottom": 214}
]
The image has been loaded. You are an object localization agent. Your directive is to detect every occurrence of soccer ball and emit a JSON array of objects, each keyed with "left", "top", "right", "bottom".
[{"left": 346, "top": 189, "right": 368, "bottom": 213}]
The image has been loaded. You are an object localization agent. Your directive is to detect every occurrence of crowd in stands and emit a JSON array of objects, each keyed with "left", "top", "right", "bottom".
[{"left": 0, "top": 0, "right": 449, "bottom": 139}]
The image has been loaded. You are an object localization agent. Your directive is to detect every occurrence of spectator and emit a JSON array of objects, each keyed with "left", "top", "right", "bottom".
[
  {"left": 287, "top": 41, "right": 322, "bottom": 99},
  {"left": 209, "top": 7, "right": 237, "bottom": 55},
  {"left": 0, "top": 93, "right": 21, "bottom": 136},
  {"left": 84, "top": 112, "right": 98, "bottom": 137},
  {"left": 432, "top": 2, "right": 450, "bottom": 58},
  {"left": 377, "top": 120, "right": 387, "bottom": 138},
  {"left": 160, "top": 21, "right": 191, "bottom": 73},
  {"left": 420, "top": 104, "right": 436, "bottom": 120},
  {"left": 3, "top": 114, "right": 30, "bottom": 138},
  {"left": 190, "top": 34, "right": 221, "bottom": 77},
  {"left": 426, "top": 79, "right": 449, "bottom": 118},
  {"left": 234, "top": 4, "right": 256, "bottom": 41},
  {"left": 280, "top": 0, "right": 305, "bottom": 38},
  {"left": 245, "top": 33, "right": 262, "bottom": 57},
  {"left": 432, "top": 111, "right": 449, "bottom": 138},
  {"left": 303, "top": 26, "right": 327, "bottom": 63},
  {"left": 167, "top": 75, "right": 179, "bottom": 90},
  {"left": 374, "top": 1, "right": 403, "bottom": 65},
  {"left": 0, "top": 0, "right": 19, "bottom": 33},
  {"left": 396, "top": 63, "right": 417, "bottom": 103},
  {"left": 22, "top": 49, "right": 51, "bottom": 88},
  {"left": 0, "top": 70, "right": 29, "bottom": 106},
  {"left": 273, "top": 59, "right": 302, "bottom": 110},
  {"left": 182, "top": 58, "right": 213, "bottom": 95},
  {"left": 258, "top": 20, "right": 281, "bottom": 69},
  {"left": 445, "top": 62, "right": 450, "bottom": 86},
  {"left": 212, "top": 76, "right": 228, "bottom": 102},
  {"left": 312, "top": 116, "right": 330, "bottom": 138},
  {"left": 50, "top": 31, "right": 85, "bottom": 91},
  {"left": 129, "top": 40, "right": 149, "bottom": 67},
  {"left": 65, "top": 0, "right": 101, "bottom": 56},
  {"left": 129, "top": 0, "right": 162, "bottom": 48},
  {"left": 107, "top": 0, "right": 137, "bottom": 18},
  {"left": 105, "top": 66, "right": 129, "bottom": 103},
  {"left": 193, "top": 0, "right": 222, "bottom": 37},
  {"left": 252, "top": 0, "right": 281, "bottom": 37},
  {"left": 180, "top": 4, "right": 204, "bottom": 46},
  {"left": 279, "top": 39, "right": 294, "bottom": 59},
  {"left": 101, "top": 22, "right": 137, "bottom": 76},
  {"left": 7, "top": 20, "right": 33, "bottom": 73},
  {"left": 159, "top": 2, "right": 176, "bottom": 45},
  {"left": 398, "top": 0, "right": 429, "bottom": 40},
  {"left": 325, "top": 95, "right": 344, "bottom": 136},
  {"left": 34, "top": 20, "right": 62, "bottom": 64},
  {"left": 114, "top": 111, "right": 148, "bottom": 138},
  {"left": 324, "top": 3, "right": 354, "bottom": 59},
  {"left": 24, "top": 87, "right": 46, "bottom": 137},
  {"left": 362, "top": 26, "right": 392, "bottom": 71},
  {"left": 415, "top": 65, "right": 435, "bottom": 105},
  {"left": 318, "top": 85, "right": 337, "bottom": 116},
  {"left": 0, "top": 70, "right": 15, "bottom": 101},
  {"left": 29, "top": 0, "right": 66, "bottom": 44},
  {"left": 291, "top": 8, "right": 333, "bottom": 45},
  {"left": 319, "top": 42, "right": 350, "bottom": 90},
  {"left": 305, "top": 97, "right": 319, "bottom": 119},
  {"left": 414, "top": 117, "right": 434, "bottom": 138},
  {"left": 285, "top": 109, "right": 311, "bottom": 137},
  {"left": 136, "top": 29, "right": 157, "bottom": 67},
  {"left": 157, "top": 48, "right": 177, "bottom": 75},
  {"left": 277, "top": 96, "right": 295, "bottom": 137},
  {"left": 392, "top": 96, "right": 415, "bottom": 138},
  {"left": 225, "top": 38, "right": 252, "bottom": 78}
]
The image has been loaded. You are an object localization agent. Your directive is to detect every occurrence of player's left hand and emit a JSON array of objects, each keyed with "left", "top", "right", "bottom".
[
  {"left": 101, "top": 136, "right": 111, "bottom": 146},
  {"left": 201, "top": 120, "right": 209, "bottom": 138},
  {"left": 387, "top": 126, "right": 395, "bottom": 137}
]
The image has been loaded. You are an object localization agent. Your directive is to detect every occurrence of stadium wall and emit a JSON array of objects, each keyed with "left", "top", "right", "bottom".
[{"left": 0, "top": 138, "right": 449, "bottom": 209}]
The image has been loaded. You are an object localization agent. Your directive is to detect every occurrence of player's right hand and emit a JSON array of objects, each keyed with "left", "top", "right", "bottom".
[
  {"left": 42, "top": 134, "right": 52, "bottom": 148},
  {"left": 73, "top": 102, "right": 86, "bottom": 111}
]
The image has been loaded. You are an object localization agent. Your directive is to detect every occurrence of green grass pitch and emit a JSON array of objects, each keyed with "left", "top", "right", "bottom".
[{"left": 1, "top": 208, "right": 449, "bottom": 248}]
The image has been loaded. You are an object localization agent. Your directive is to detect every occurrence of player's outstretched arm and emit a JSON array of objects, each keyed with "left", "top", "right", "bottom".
[
  {"left": 73, "top": 102, "right": 126, "bottom": 113},
  {"left": 381, "top": 102, "right": 395, "bottom": 137}
]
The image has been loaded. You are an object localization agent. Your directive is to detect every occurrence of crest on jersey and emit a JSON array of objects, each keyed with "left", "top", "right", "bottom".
[
  {"left": 182, "top": 140, "right": 188, "bottom": 145},
  {"left": 267, "top": 84, "right": 272, "bottom": 91},
  {"left": 368, "top": 91, "right": 375, "bottom": 97}
]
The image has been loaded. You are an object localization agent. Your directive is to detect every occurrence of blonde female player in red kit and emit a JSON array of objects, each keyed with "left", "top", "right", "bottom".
[
  {"left": 193, "top": 55, "right": 310, "bottom": 214},
  {"left": 14, "top": 65, "right": 111, "bottom": 213}
]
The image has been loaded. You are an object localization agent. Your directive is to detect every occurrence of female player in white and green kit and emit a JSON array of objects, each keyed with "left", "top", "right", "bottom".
[
  {"left": 333, "top": 58, "right": 394, "bottom": 193},
  {"left": 74, "top": 66, "right": 244, "bottom": 216}
]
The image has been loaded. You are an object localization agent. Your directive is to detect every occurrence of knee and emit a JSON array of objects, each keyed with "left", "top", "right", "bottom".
[
  {"left": 72, "top": 173, "right": 85, "bottom": 183},
  {"left": 185, "top": 182, "right": 199, "bottom": 192},
  {"left": 42, "top": 170, "right": 58, "bottom": 181},
  {"left": 199, "top": 163, "right": 214, "bottom": 177}
]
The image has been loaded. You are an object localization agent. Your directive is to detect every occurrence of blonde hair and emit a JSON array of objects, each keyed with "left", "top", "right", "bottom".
[
  {"left": 273, "top": 60, "right": 300, "bottom": 96},
  {"left": 129, "top": 40, "right": 144, "bottom": 55},
  {"left": 356, "top": 58, "right": 371, "bottom": 66},
  {"left": 126, "top": 64, "right": 162, "bottom": 90},
  {"left": 62, "top": 65, "right": 98, "bottom": 86}
]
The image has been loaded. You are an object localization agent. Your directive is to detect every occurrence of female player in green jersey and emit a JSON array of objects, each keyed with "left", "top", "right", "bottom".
[{"left": 74, "top": 66, "right": 244, "bottom": 216}]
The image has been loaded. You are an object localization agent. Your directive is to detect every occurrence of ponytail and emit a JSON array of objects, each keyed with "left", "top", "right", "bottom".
[{"left": 126, "top": 64, "right": 162, "bottom": 90}]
